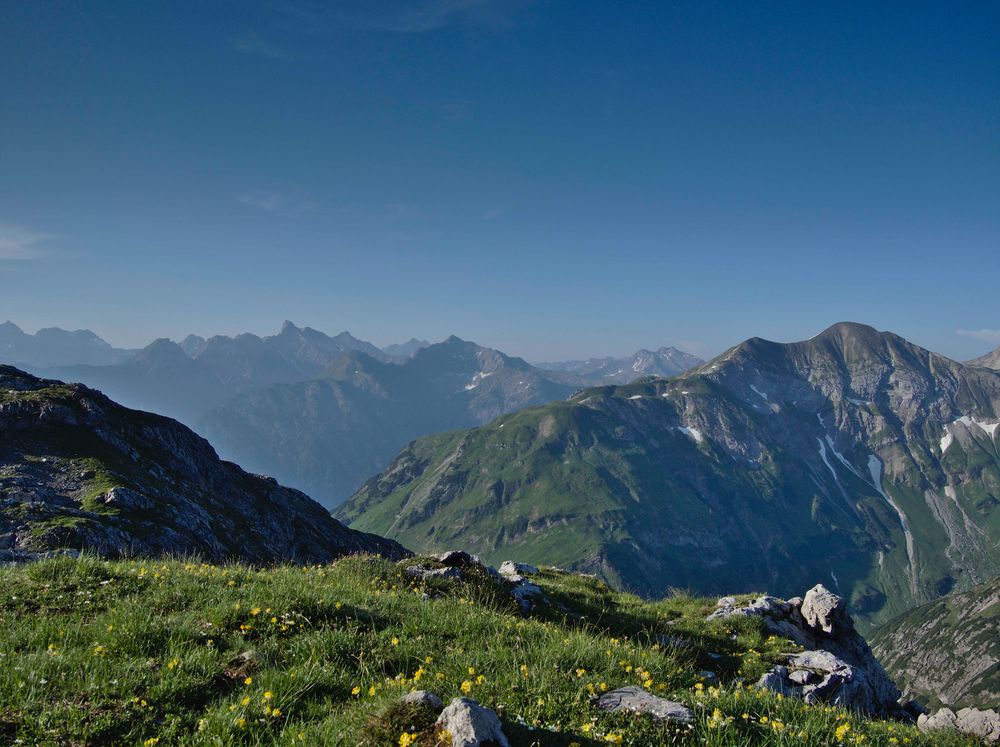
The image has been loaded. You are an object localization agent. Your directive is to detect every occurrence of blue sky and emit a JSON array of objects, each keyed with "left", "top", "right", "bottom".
[{"left": 2, "top": 1, "right": 998, "bottom": 361}]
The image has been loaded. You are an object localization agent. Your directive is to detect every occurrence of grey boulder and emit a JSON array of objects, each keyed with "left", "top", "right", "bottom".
[
  {"left": 400, "top": 690, "right": 444, "bottom": 713},
  {"left": 435, "top": 697, "right": 509, "bottom": 747},
  {"left": 499, "top": 560, "right": 539, "bottom": 577},
  {"left": 591, "top": 686, "right": 693, "bottom": 724},
  {"left": 919, "top": 707, "right": 1000, "bottom": 743}
]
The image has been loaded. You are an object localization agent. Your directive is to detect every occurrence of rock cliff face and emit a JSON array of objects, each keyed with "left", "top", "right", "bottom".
[
  {"left": 340, "top": 323, "right": 1000, "bottom": 627},
  {"left": 871, "top": 575, "right": 1000, "bottom": 710},
  {"left": 0, "top": 366, "right": 407, "bottom": 563}
]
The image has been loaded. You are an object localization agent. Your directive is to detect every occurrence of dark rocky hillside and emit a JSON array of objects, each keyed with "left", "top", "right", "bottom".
[{"left": 0, "top": 366, "right": 406, "bottom": 563}]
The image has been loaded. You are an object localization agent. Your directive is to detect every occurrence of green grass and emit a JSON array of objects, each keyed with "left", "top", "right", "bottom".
[{"left": 0, "top": 555, "right": 973, "bottom": 746}]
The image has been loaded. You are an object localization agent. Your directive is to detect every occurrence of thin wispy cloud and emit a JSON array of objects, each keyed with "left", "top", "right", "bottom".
[
  {"left": 0, "top": 224, "right": 56, "bottom": 261},
  {"left": 278, "top": 0, "right": 534, "bottom": 35},
  {"left": 957, "top": 328, "right": 1000, "bottom": 344},
  {"left": 233, "top": 31, "right": 289, "bottom": 60},
  {"left": 437, "top": 101, "right": 473, "bottom": 123},
  {"left": 236, "top": 191, "right": 315, "bottom": 217}
]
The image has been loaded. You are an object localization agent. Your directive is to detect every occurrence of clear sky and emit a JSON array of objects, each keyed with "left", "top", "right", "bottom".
[{"left": 2, "top": 1, "right": 998, "bottom": 361}]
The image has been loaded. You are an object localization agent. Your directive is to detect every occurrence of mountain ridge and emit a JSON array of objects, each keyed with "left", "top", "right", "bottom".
[
  {"left": 339, "top": 322, "right": 1000, "bottom": 627},
  {"left": 537, "top": 345, "right": 704, "bottom": 384},
  {"left": 200, "top": 336, "right": 580, "bottom": 505}
]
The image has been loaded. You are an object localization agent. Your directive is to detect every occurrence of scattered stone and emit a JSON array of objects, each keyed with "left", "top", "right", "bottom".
[
  {"left": 658, "top": 634, "right": 692, "bottom": 649},
  {"left": 509, "top": 578, "right": 545, "bottom": 611},
  {"left": 435, "top": 550, "right": 480, "bottom": 567},
  {"left": 919, "top": 707, "right": 1000, "bottom": 743},
  {"left": 400, "top": 690, "right": 444, "bottom": 713},
  {"left": 711, "top": 584, "right": 902, "bottom": 716},
  {"left": 100, "top": 486, "right": 154, "bottom": 511},
  {"left": 435, "top": 697, "right": 509, "bottom": 747},
  {"left": 591, "top": 686, "right": 693, "bottom": 724},
  {"left": 499, "top": 560, "right": 539, "bottom": 577},
  {"left": 404, "top": 565, "right": 463, "bottom": 581}
]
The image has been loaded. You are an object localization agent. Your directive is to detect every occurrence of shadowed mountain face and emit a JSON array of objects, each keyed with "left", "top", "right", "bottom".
[
  {"left": 339, "top": 323, "right": 1000, "bottom": 627},
  {"left": 199, "top": 336, "right": 579, "bottom": 507},
  {"left": 0, "top": 365, "right": 407, "bottom": 563},
  {"left": 537, "top": 346, "right": 703, "bottom": 384},
  {"left": 0, "top": 321, "right": 135, "bottom": 368}
]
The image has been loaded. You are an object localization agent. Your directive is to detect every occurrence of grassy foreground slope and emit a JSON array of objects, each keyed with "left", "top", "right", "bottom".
[{"left": 0, "top": 555, "right": 973, "bottom": 746}]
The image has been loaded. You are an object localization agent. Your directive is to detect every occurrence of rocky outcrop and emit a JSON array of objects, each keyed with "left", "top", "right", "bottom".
[
  {"left": 403, "top": 552, "right": 547, "bottom": 611},
  {"left": 591, "top": 686, "right": 693, "bottom": 723},
  {"left": 919, "top": 707, "right": 1000, "bottom": 743},
  {"left": 0, "top": 366, "right": 408, "bottom": 564},
  {"left": 435, "top": 697, "right": 509, "bottom": 747},
  {"left": 710, "top": 584, "right": 903, "bottom": 716}
]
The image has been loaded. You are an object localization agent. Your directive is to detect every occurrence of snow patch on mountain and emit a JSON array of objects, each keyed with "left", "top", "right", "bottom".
[
  {"left": 676, "top": 426, "right": 704, "bottom": 444},
  {"left": 868, "top": 455, "right": 918, "bottom": 595},
  {"left": 939, "top": 416, "right": 1000, "bottom": 453},
  {"left": 464, "top": 371, "right": 494, "bottom": 391}
]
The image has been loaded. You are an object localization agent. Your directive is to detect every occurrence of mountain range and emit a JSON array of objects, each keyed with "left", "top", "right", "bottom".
[
  {"left": 0, "top": 365, "right": 405, "bottom": 563},
  {"left": 199, "top": 336, "right": 580, "bottom": 505},
  {"left": 0, "top": 321, "right": 136, "bottom": 368},
  {"left": 338, "top": 322, "right": 1000, "bottom": 628},
  {"left": 6, "top": 321, "right": 703, "bottom": 506},
  {"left": 536, "top": 346, "right": 704, "bottom": 384},
  {"left": 36, "top": 322, "right": 391, "bottom": 423}
]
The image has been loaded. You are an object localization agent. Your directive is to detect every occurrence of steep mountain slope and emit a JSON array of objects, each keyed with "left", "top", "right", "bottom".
[
  {"left": 538, "top": 346, "right": 704, "bottom": 384},
  {"left": 339, "top": 323, "right": 1000, "bottom": 627},
  {"left": 969, "top": 345, "right": 1000, "bottom": 371},
  {"left": 200, "top": 337, "right": 579, "bottom": 506},
  {"left": 42, "top": 322, "right": 388, "bottom": 426},
  {"left": 871, "top": 575, "right": 1000, "bottom": 710},
  {"left": 0, "top": 366, "right": 406, "bottom": 563},
  {"left": 0, "top": 321, "right": 134, "bottom": 368}
]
